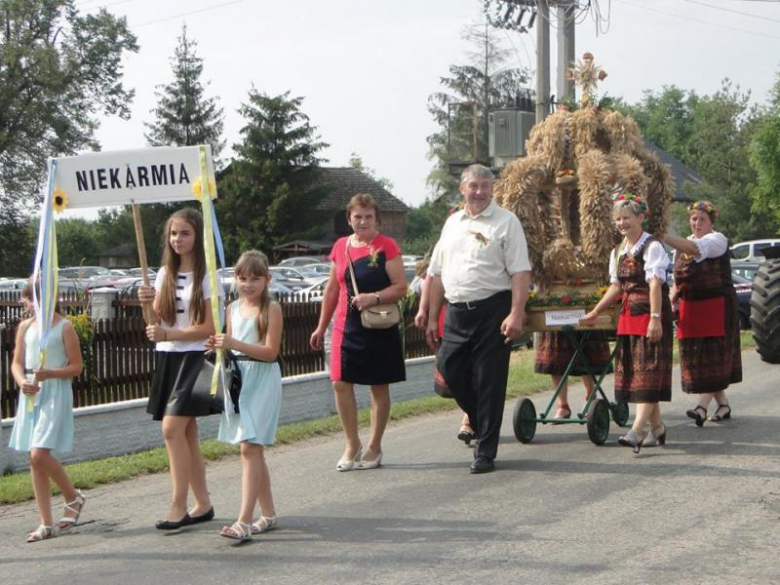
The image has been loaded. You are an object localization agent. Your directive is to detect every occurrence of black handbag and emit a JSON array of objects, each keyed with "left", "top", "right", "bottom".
[{"left": 192, "top": 350, "right": 242, "bottom": 414}]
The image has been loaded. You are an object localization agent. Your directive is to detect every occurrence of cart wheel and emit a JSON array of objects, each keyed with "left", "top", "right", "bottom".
[
  {"left": 587, "top": 399, "right": 611, "bottom": 445},
  {"left": 611, "top": 401, "right": 629, "bottom": 427},
  {"left": 513, "top": 398, "right": 537, "bottom": 443}
]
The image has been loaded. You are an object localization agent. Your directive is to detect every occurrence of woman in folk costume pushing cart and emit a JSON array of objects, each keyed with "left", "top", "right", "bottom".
[{"left": 581, "top": 195, "right": 673, "bottom": 453}]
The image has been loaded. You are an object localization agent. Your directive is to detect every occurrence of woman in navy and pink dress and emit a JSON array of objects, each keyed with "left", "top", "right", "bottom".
[{"left": 310, "top": 193, "right": 407, "bottom": 472}]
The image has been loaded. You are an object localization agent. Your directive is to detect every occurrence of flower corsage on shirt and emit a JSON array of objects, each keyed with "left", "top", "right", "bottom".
[
  {"left": 467, "top": 230, "right": 490, "bottom": 247},
  {"left": 367, "top": 246, "right": 380, "bottom": 268}
]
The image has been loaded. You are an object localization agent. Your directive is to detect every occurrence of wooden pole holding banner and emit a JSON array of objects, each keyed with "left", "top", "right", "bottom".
[{"left": 132, "top": 203, "right": 155, "bottom": 325}]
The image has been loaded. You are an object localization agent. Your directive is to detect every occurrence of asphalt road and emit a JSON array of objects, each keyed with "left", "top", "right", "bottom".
[{"left": 1, "top": 349, "right": 779, "bottom": 585}]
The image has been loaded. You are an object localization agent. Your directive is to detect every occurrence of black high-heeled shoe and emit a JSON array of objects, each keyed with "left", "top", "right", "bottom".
[
  {"left": 643, "top": 423, "right": 667, "bottom": 447},
  {"left": 710, "top": 404, "right": 731, "bottom": 422},
  {"left": 686, "top": 405, "right": 707, "bottom": 427}
]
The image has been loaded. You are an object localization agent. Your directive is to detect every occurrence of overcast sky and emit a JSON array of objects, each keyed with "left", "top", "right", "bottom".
[{"left": 65, "top": 0, "right": 780, "bottom": 220}]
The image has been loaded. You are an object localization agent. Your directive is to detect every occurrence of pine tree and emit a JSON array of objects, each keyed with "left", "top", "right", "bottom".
[
  {"left": 426, "top": 21, "right": 529, "bottom": 200},
  {"left": 217, "top": 89, "right": 329, "bottom": 260},
  {"left": 145, "top": 24, "right": 225, "bottom": 163}
]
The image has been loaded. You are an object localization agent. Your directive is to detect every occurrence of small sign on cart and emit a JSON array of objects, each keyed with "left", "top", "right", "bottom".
[{"left": 545, "top": 309, "right": 586, "bottom": 327}]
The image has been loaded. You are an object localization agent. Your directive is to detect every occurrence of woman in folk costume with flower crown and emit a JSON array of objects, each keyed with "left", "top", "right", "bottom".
[
  {"left": 581, "top": 195, "right": 673, "bottom": 453},
  {"left": 664, "top": 201, "right": 741, "bottom": 426}
]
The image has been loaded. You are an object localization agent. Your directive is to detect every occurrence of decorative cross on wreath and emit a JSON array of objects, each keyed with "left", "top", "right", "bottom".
[{"left": 566, "top": 52, "right": 608, "bottom": 108}]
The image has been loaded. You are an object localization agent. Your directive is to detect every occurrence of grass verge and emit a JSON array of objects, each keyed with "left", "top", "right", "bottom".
[{"left": 0, "top": 332, "right": 756, "bottom": 505}]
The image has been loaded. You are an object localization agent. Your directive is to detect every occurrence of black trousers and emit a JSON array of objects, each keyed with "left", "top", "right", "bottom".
[{"left": 437, "top": 291, "right": 512, "bottom": 460}]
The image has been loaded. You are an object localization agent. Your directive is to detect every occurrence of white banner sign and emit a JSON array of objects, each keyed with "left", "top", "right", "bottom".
[
  {"left": 545, "top": 308, "right": 586, "bottom": 327},
  {"left": 51, "top": 145, "right": 216, "bottom": 209}
]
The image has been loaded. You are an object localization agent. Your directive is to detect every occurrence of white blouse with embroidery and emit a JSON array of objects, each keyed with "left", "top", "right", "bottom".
[{"left": 609, "top": 232, "right": 669, "bottom": 285}]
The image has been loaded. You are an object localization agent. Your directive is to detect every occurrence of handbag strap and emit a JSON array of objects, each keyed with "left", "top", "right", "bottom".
[{"left": 345, "top": 239, "right": 361, "bottom": 296}]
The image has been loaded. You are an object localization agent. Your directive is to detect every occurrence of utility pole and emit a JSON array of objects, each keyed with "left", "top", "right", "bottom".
[
  {"left": 536, "top": 0, "right": 550, "bottom": 123},
  {"left": 557, "top": 0, "right": 576, "bottom": 102}
]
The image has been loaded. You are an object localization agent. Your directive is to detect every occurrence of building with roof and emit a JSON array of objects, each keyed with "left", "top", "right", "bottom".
[
  {"left": 643, "top": 141, "right": 703, "bottom": 202},
  {"left": 316, "top": 167, "right": 410, "bottom": 242}
]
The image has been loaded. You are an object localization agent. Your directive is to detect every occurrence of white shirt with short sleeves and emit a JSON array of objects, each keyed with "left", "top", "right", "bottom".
[
  {"left": 429, "top": 200, "right": 532, "bottom": 304},
  {"left": 153, "top": 267, "right": 222, "bottom": 352}
]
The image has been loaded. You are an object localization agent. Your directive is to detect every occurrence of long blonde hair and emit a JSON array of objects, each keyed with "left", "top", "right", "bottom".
[
  {"left": 234, "top": 250, "right": 272, "bottom": 342},
  {"left": 158, "top": 208, "right": 206, "bottom": 326}
]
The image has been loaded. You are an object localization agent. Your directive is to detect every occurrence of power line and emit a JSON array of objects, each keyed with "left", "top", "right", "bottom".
[
  {"left": 616, "top": 0, "right": 780, "bottom": 39},
  {"left": 132, "top": 0, "right": 248, "bottom": 29},
  {"left": 683, "top": 0, "right": 780, "bottom": 22}
]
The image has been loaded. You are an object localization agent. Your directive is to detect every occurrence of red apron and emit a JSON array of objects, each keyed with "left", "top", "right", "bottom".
[
  {"left": 616, "top": 295, "right": 651, "bottom": 336},
  {"left": 677, "top": 296, "right": 726, "bottom": 339}
]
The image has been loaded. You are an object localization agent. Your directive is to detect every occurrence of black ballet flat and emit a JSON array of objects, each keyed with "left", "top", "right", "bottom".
[
  {"left": 457, "top": 426, "right": 477, "bottom": 445},
  {"left": 686, "top": 406, "right": 707, "bottom": 427},
  {"left": 156, "top": 513, "right": 191, "bottom": 530},
  {"left": 188, "top": 507, "right": 215, "bottom": 525}
]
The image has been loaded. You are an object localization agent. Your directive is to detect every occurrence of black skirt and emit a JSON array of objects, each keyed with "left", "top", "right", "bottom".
[{"left": 147, "top": 351, "right": 222, "bottom": 421}]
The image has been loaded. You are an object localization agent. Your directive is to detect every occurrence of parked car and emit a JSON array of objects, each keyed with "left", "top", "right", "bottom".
[
  {"left": 269, "top": 280, "right": 295, "bottom": 297},
  {"left": 269, "top": 266, "right": 324, "bottom": 291},
  {"left": 731, "top": 261, "right": 760, "bottom": 282},
  {"left": 58, "top": 266, "right": 115, "bottom": 291},
  {"left": 0, "top": 278, "right": 27, "bottom": 291},
  {"left": 278, "top": 256, "right": 323, "bottom": 267},
  {"left": 732, "top": 272, "right": 752, "bottom": 329},
  {"left": 299, "top": 279, "right": 326, "bottom": 302},
  {"left": 401, "top": 254, "right": 423, "bottom": 267},
  {"left": 303, "top": 263, "right": 332, "bottom": 276},
  {"left": 731, "top": 239, "right": 780, "bottom": 264}
]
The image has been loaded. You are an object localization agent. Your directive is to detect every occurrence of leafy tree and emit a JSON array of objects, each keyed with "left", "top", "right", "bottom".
[
  {"left": 0, "top": 212, "right": 35, "bottom": 276},
  {"left": 56, "top": 218, "right": 100, "bottom": 266},
  {"left": 0, "top": 0, "right": 138, "bottom": 209},
  {"left": 217, "top": 89, "right": 329, "bottom": 261},
  {"left": 750, "top": 71, "right": 780, "bottom": 230},
  {"left": 144, "top": 24, "right": 225, "bottom": 163},
  {"left": 621, "top": 86, "right": 698, "bottom": 163},
  {"left": 623, "top": 81, "right": 777, "bottom": 241},
  {"left": 426, "top": 21, "right": 529, "bottom": 200},
  {"left": 402, "top": 199, "right": 451, "bottom": 255}
]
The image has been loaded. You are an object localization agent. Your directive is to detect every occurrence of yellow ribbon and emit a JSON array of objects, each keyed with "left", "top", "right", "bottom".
[{"left": 198, "top": 146, "right": 222, "bottom": 396}]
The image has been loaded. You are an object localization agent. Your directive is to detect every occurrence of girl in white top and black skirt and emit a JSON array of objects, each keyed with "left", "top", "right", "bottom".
[{"left": 138, "top": 208, "right": 222, "bottom": 530}]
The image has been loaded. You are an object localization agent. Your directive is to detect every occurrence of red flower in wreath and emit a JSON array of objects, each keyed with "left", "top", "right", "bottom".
[{"left": 561, "top": 295, "right": 572, "bottom": 305}]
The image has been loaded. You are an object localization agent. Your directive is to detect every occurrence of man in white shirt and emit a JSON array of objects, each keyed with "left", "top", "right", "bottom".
[{"left": 427, "top": 164, "right": 532, "bottom": 473}]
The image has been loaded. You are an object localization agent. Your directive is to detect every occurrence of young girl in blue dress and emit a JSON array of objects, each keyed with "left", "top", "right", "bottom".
[
  {"left": 9, "top": 281, "right": 85, "bottom": 542},
  {"left": 138, "top": 208, "right": 221, "bottom": 530},
  {"left": 208, "top": 250, "right": 283, "bottom": 541}
]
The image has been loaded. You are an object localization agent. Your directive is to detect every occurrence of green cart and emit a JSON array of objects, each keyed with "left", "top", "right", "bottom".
[{"left": 512, "top": 326, "right": 629, "bottom": 445}]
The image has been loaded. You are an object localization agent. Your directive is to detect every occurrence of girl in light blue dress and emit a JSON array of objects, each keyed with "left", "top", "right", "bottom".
[
  {"left": 9, "top": 282, "right": 85, "bottom": 542},
  {"left": 208, "top": 250, "right": 283, "bottom": 541}
]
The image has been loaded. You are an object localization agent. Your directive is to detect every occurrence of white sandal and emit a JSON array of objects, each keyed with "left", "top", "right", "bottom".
[
  {"left": 251, "top": 515, "right": 278, "bottom": 535},
  {"left": 26, "top": 525, "right": 56, "bottom": 543},
  {"left": 58, "top": 490, "right": 86, "bottom": 531},
  {"left": 220, "top": 521, "right": 252, "bottom": 541}
]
